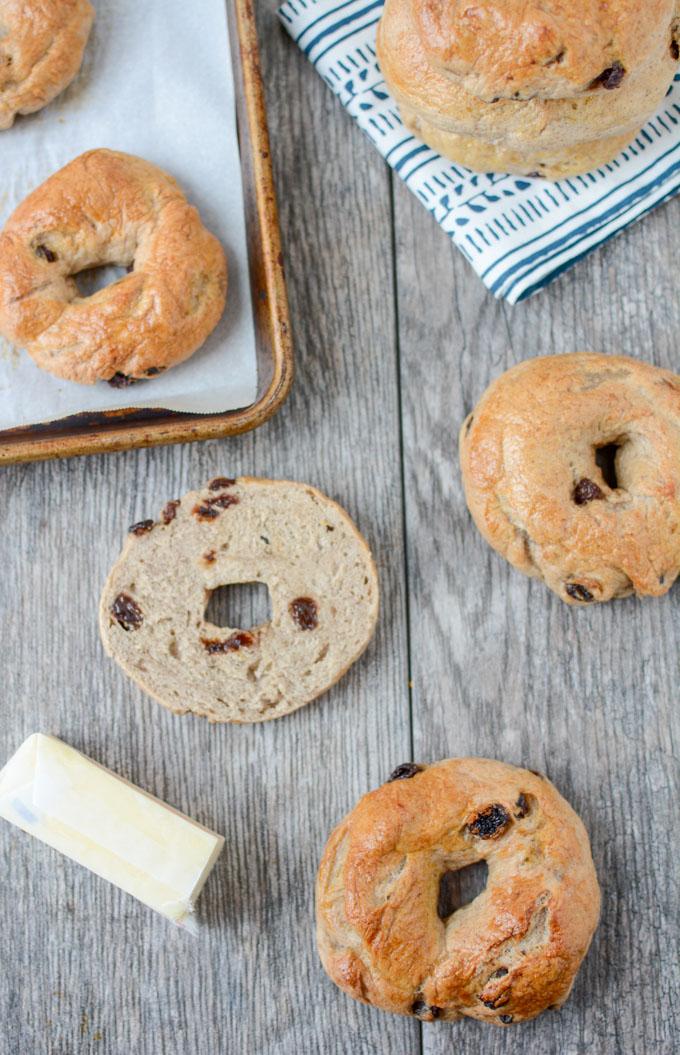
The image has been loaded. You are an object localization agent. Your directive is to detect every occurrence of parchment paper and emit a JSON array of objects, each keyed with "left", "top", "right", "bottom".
[{"left": 0, "top": 0, "right": 258, "bottom": 430}]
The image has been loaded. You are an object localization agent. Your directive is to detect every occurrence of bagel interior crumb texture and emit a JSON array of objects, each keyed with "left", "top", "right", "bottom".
[
  {"left": 0, "top": 149, "right": 228, "bottom": 384},
  {"left": 459, "top": 352, "right": 680, "bottom": 605},
  {"left": 99, "top": 477, "right": 380, "bottom": 723},
  {"left": 376, "top": 0, "right": 680, "bottom": 178},
  {"left": 0, "top": 0, "right": 95, "bottom": 130},
  {"left": 316, "top": 758, "right": 600, "bottom": 1025}
]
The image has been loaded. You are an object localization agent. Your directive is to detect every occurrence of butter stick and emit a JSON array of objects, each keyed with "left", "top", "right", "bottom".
[{"left": 0, "top": 734, "right": 224, "bottom": 929}]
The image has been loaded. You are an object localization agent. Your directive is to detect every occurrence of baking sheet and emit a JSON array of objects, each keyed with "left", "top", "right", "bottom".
[{"left": 0, "top": 0, "right": 258, "bottom": 430}]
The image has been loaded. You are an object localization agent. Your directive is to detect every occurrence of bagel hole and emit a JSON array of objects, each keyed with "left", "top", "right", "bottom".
[
  {"left": 74, "top": 264, "right": 130, "bottom": 298},
  {"left": 437, "top": 860, "right": 488, "bottom": 921},
  {"left": 205, "top": 582, "right": 271, "bottom": 631},
  {"left": 595, "top": 442, "right": 621, "bottom": 489}
]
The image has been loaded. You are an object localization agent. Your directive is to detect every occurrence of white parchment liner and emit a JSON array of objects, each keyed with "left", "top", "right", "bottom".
[{"left": 0, "top": 0, "right": 258, "bottom": 430}]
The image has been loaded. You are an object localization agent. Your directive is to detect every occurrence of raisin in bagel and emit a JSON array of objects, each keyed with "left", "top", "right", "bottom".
[
  {"left": 317, "top": 758, "right": 600, "bottom": 1025},
  {"left": 460, "top": 353, "right": 680, "bottom": 605},
  {"left": 0, "top": 149, "right": 227, "bottom": 384},
  {"left": 377, "top": 0, "right": 680, "bottom": 178},
  {"left": 0, "top": 0, "right": 94, "bottom": 130},
  {"left": 99, "top": 478, "right": 379, "bottom": 723}
]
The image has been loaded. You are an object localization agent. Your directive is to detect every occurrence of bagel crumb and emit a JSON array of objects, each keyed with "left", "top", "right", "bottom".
[{"left": 206, "top": 494, "right": 239, "bottom": 510}]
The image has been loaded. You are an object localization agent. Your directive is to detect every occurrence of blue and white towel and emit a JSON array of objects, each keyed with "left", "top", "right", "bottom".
[{"left": 278, "top": 0, "right": 680, "bottom": 303}]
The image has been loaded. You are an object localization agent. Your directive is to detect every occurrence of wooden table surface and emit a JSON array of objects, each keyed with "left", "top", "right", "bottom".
[{"left": 1, "top": 4, "right": 679, "bottom": 1053}]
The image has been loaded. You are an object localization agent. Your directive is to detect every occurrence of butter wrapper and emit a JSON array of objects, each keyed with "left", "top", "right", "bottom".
[{"left": 0, "top": 734, "right": 224, "bottom": 929}]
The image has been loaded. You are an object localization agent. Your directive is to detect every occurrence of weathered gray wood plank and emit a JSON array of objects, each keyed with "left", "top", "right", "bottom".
[
  {"left": 0, "top": 5, "right": 415, "bottom": 1053},
  {"left": 395, "top": 172, "right": 680, "bottom": 1055},
  {"left": 3, "top": 0, "right": 680, "bottom": 1050}
]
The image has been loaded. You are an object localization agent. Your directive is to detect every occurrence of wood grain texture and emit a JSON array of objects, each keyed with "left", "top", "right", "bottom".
[
  {"left": 0, "top": 5, "right": 414, "bottom": 1053},
  {"left": 394, "top": 176, "right": 680, "bottom": 1054},
  {"left": 0, "top": 1, "right": 679, "bottom": 1053}
]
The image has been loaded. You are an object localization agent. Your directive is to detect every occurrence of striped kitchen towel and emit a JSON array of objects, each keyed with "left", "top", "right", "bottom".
[{"left": 278, "top": 0, "right": 680, "bottom": 303}]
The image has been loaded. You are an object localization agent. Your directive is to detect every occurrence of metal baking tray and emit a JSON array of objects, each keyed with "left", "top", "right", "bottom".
[{"left": 0, "top": 0, "right": 293, "bottom": 465}]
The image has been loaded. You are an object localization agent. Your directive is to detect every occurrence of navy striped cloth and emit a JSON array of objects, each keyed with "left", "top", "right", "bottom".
[{"left": 278, "top": 0, "right": 680, "bottom": 302}]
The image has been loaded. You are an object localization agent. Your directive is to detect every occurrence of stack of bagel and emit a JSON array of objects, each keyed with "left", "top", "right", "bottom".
[{"left": 377, "top": 0, "right": 680, "bottom": 179}]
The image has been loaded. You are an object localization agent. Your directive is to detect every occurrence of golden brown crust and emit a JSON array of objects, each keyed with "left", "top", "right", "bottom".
[
  {"left": 0, "top": 0, "right": 95, "bottom": 130},
  {"left": 0, "top": 149, "right": 227, "bottom": 384},
  {"left": 414, "top": 0, "right": 675, "bottom": 101},
  {"left": 317, "top": 758, "right": 600, "bottom": 1025},
  {"left": 377, "top": 0, "right": 679, "bottom": 177},
  {"left": 459, "top": 353, "right": 680, "bottom": 605}
]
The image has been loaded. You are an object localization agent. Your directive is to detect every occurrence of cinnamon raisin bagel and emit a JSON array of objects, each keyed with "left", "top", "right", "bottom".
[
  {"left": 100, "top": 477, "right": 379, "bottom": 723},
  {"left": 0, "top": 149, "right": 227, "bottom": 384},
  {"left": 377, "top": 0, "right": 680, "bottom": 178},
  {"left": 0, "top": 0, "right": 94, "bottom": 130},
  {"left": 317, "top": 758, "right": 600, "bottom": 1025},
  {"left": 414, "top": 0, "right": 674, "bottom": 102},
  {"left": 460, "top": 353, "right": 680, "bottom": 605}
]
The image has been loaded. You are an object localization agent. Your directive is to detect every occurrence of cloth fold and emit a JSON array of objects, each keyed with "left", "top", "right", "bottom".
[{"left": 278, "top": 0, "right": 680, "bottom": 303}]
